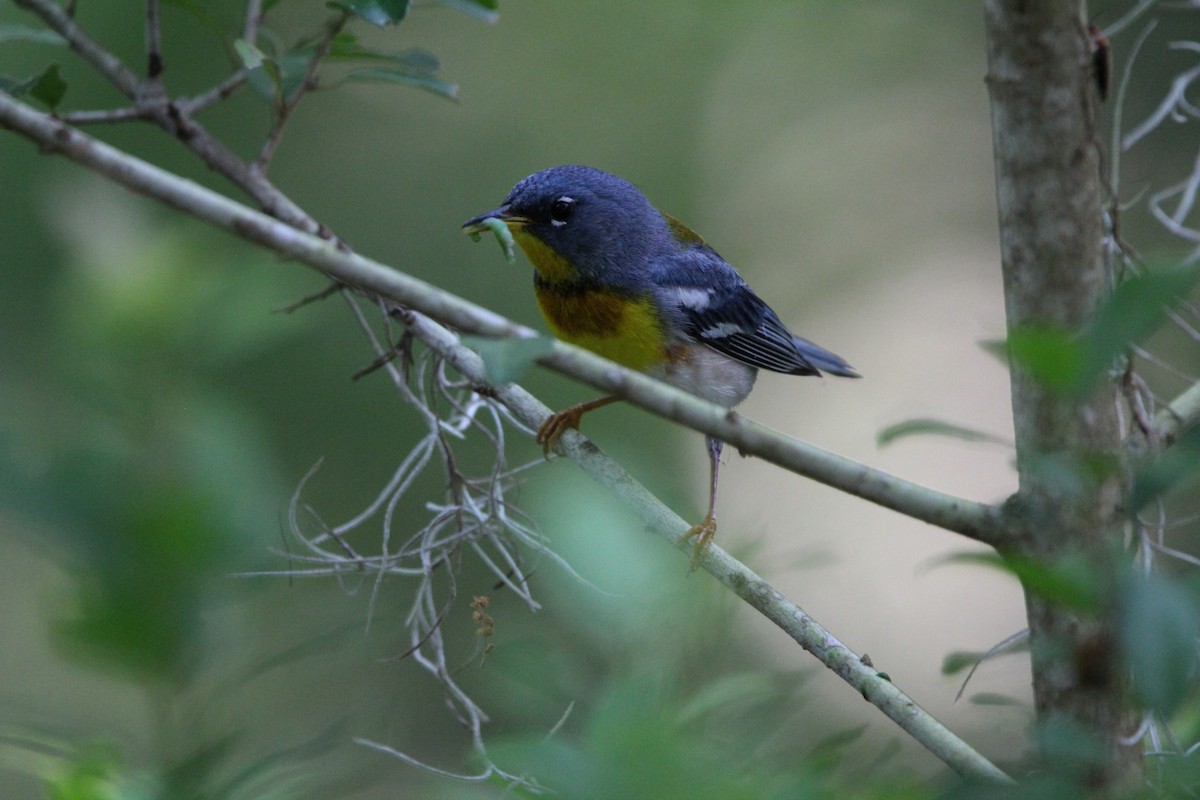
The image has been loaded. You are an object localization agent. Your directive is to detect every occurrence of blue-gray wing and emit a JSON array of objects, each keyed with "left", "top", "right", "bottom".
[{"left": 651, "top": 248, "right": 859, "bottom": 378}]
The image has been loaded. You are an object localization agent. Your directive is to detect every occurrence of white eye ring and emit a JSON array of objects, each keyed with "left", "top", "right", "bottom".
[{"left": 550, "top": 196, "right": 575, "bottom": 227}]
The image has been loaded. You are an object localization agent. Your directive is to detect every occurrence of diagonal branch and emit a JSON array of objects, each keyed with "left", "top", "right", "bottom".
[
  {"left": 0, "top": 73, "right": 1060, "bottom": 784},
  {"left": 0, "top": 94, "right": 1008, "bottom": 548}
]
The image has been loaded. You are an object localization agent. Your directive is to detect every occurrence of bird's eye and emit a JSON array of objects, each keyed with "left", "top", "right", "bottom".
[{"left": 549, "top": 196, "right": 575, "bottom": 225}]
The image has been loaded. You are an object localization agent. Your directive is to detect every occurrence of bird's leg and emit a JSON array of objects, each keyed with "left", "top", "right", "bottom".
[
  {"left": 682, "top": 435, "right": 723, "bottom": 572},
  {"left": 535, "top": 395, "right": 621, "bottom": 455}
]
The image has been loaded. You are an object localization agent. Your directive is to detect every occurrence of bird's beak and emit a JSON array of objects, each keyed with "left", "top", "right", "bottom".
[{"left": 461, "top": 204, "right": 530, "bottom": 234}]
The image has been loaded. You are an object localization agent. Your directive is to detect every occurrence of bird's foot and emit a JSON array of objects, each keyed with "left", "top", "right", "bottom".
[
  {"left": 535, "top": 404, "right": 587, "bottom": 456},
  {"left": 681, "top": 513, "right": 718, "bottom": 573}
]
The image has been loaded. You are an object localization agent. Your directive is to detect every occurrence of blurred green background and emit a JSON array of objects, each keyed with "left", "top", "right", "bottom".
[{"left": 2, "top": 1, "right": 1199, "bottom": 797}]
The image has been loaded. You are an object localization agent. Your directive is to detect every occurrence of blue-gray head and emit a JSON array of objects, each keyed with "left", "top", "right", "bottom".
[{"left": 462, "top": 165, "right": 670, "bottom": 284}]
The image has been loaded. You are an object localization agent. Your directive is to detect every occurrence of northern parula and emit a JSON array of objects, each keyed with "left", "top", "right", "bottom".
[{"left": 463, "top": 165, "right": 859, "bottom": 565}]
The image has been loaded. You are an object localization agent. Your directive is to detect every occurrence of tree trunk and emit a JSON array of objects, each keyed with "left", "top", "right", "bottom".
[{"left": 983, "top": 0, "right": 1142, "bottom": 790}]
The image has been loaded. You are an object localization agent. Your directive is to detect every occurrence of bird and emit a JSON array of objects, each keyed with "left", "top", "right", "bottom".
[{"left": 462, "top": 165, "right": 859, "bottom": 568}]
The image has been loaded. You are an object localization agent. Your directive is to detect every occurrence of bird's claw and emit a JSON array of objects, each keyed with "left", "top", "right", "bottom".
[
  {"left": 681, "top": 514, "right": 718, "bottom": 573},
  {"left": 535, "top": 406, "right": 585, "bottom": 456}
]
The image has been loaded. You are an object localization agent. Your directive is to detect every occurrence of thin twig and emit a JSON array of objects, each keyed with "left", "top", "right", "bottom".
[
  {"left": 243, "top": 0, "right": 265, "bottom": 44},
  {"left": 256, "top": 11, "right": 351, "bottom": 171},
  {"left": 146, "top": 0, "right": 164, "bottom": 80},
  {"left": 176, "top": 70, "right": 249, "bottom": 116}
]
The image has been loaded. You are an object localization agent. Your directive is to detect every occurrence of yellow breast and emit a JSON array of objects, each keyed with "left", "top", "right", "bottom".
[
  {"left": 534, "top": 286, "right": 666, "bottom": 371},
  {"left": 511, "top": 229, "right": 666, "bottom": 371}
]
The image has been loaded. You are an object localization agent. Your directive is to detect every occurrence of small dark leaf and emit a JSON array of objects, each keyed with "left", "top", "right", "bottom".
[
  {"left": 328, "top": 0, "right": 411, "bottom": 26},
  {"left": 1119, "top": 574, "right": 1200, "bottom": 715},
  {"left": 28, "top": 63, "right": 67, "bottom": 110},
  {"left": 344, "top": 66, "right": 457, "bottom": 99},
  {"left": 0, "top": 24, "right": 67, "bottom": 45},
  {"left": 876, "top": 417, "right": 1010, "bottom": 448},
  {"left": 977, "top": 338, "right": 1009, "bottom": 365},
  {"left": 942, "top": 650, "right": 986, "bottom": 676},
  {"left": 463, "top": 335, "right": 555, "bottom": 385}
]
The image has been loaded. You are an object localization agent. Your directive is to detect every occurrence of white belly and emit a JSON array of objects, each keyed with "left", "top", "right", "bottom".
[{"left": 649, "top": 342, "right": 757, "bottom": 408}]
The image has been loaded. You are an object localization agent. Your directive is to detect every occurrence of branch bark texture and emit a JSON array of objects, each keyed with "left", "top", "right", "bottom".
[{"left": 984, "top": 0, "right": 1140, "bottom": 787}]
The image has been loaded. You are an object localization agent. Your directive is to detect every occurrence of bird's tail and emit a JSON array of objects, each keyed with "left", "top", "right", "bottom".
[{"left": 793, "top": 336, "right": 861, "bottom": 378}]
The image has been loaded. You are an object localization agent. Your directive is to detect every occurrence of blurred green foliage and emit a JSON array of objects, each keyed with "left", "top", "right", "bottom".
[
  {"left": 2, "top": 0, "right": 1200, "bottom": 798},
  {"left": 1004, "top": 266, "right": 1198, "bottom": 398}
]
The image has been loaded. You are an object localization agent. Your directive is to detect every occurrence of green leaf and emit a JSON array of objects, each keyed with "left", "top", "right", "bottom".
[
  {"left": 433, "top": 0, "right": 500, "bottom": 23},
  {"left": 463, "top": 335, "right": 554, "bottom": 385},
  {"left": 1006, "top": 325, "right": 1086, "bottom": 394},
  {"left": 327, "top": 35, "right": 440, "bottom": 72},
  {"left": 344, "top": 66, "right": 458, "bottom": 100},
  {"left": 1119, "top": 574, "right": 1200, "bottom": 715},
  {"left": 0, "top": 24, "right": 67, "bottom": 45},
  {"left": 1082, "top": 265, "right": 1198, "bottom": 382},
  {"left": 876, "top": 417, "right": 1010, "bottom": 447},
  {"left": 941, "top": 551, "right": 1101, "bottom": 612},
  {"left": 234, "top": 39, "right": 280, "bottom": 105},
  {"left": 3, "top": 65, "right": 69, "bottom": 110},
  {"left": 1003, "top": 265, "right": 1198, "bottom": 396},
  {"left": 28, "top": 63, "right": 67, "bottom": 110},
  {"left": 328, "top": 0, "right": 410, "bottom": 26},
  {"left": 941, "top": 650, "right": 986, "bottom": 675},
  {"left": 233, "top": 38, "right": 267, "bottom": 70},
  {"left": 235, "top": 40, "right": 309, "bottom": 107}
]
